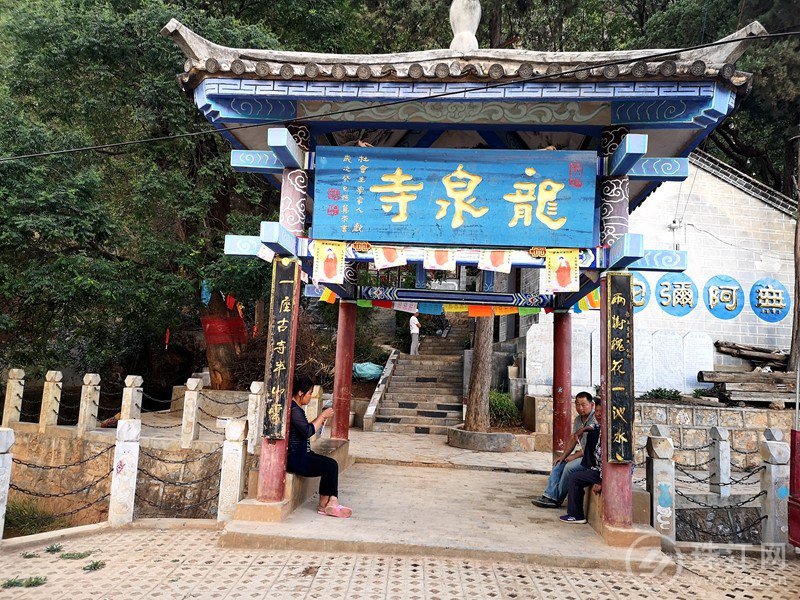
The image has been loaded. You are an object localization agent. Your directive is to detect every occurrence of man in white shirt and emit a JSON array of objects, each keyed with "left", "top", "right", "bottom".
[{"left": 409, "top": 311, "right": 420, "bottom": 355}]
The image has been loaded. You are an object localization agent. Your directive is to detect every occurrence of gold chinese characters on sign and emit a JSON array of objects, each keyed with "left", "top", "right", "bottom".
[{"left": 606, "top": 273, "right": 634, "bottom": 463}]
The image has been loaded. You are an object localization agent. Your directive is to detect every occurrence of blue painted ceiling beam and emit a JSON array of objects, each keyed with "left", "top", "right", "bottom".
[
  {"left": 607, "top": 134, "right": 648, "bottom": 176},
  {"left": 267, "top": 127, "right": 307, "bottom": 169}
]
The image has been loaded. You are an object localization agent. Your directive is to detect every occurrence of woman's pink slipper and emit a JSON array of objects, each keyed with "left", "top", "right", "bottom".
[{"left": 323, "top": 504, "right": 352, "bottom": 518}]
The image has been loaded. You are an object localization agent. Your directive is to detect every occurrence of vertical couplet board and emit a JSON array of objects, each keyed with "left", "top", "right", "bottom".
[
  {"left": 606, "top": 272, "right": 634, "bottom": 462},
  {"left": 263, "top": 257, "right": 301, "bottom": 438}
]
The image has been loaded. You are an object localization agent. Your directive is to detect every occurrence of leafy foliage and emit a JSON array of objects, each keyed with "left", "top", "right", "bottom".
[
  {"left": 59, "top": 551, "right": 92, "bottom": 560},
  {"left": 489, "top": 390, "right": 520, "bottom": 427},
  {"left": 639, "top": 387, "right": 682, "bottom": 401},
  {"left": 3, "top": 500, "right": 67, "bottom": 538}
]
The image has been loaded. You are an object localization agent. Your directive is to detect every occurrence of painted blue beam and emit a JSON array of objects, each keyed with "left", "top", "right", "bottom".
[
  {"left": 259, "top": 222, "right": 298, "bottom": 256},
  {"left": 415, "top": 263, "right": 427, "bottom": 289},
  {"left": 607, "top": 233, "right": 645, "bottom": 269},
  {"left": 360, "top": 286, "right": 552, "bottom": 308},
  {"left": 267, "top": 128, "right": 307, "bottom": 169},
  {"left": 627, "top": 158, "right": 689, "bottom": 181},
  {"left": 224, "top": 235, "right": 262, "bottom": 256},
  {"left": 627, "top": 249, "right": 688, "bottom": 272},
  {"left": 231, "top": 150, "right": 283, "bottom": 174},
  {"left": 607, "top": 134, "right": 648, "bottom": 176},
  {"left": 482, "top": 271, "right": 495, "bottom": 292}
]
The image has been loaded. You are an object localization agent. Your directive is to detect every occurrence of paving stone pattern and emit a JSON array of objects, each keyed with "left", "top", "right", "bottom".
[{"left": 0, "top": 529, "right": 797, "bottom": 599}]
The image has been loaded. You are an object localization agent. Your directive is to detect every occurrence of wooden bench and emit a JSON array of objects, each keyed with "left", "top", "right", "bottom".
[{"left": 233, "top": 437, "right": 353, "bottom": 522}]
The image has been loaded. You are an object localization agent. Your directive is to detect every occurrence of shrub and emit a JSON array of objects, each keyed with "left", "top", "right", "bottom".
[
  {"left": 489, "top": 390, "right": 520, "bottom": 427},
  {"left": 639, "top": 388, "right": 682, "bottom": 401},
  {"left": 3, "top": 500, "right": 66, "bottom": 538}
]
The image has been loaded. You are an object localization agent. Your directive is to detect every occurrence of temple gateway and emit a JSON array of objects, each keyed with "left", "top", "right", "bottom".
[{"left": 162, "top": 4, "right": 766, "bottom": 544}]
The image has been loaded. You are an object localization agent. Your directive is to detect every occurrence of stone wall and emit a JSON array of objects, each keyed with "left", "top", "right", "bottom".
[
  {"left": 530, "top": 396, "right": 794, "bottom": 469},
  {"left": 8, "top": 424, "right": 115, "bottom": 526},
  {"left": 524, "top": 164, "right": 795, "bottom": 394}
]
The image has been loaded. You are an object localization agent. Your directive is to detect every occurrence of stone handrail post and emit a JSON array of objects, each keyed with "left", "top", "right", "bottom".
[
  {"left": 246, "top": 381, "right": 265, "bottom": 454},
  {"left": 0, "top": 428, "right": 15, "bottom": 539},
  {"left": 709, "top": 426, "right": 731, "bottom": 498},
  {"left": 76, "top": 374, "right": 101, "bottom": 437},
  {"left": 39, "top": 370, "right": 63, "bottom": 433},
  {"left": 218, "top": 418, "right": 248, "bottom": 522},
  {"left": 120, "top": 375, "right": 143, "bottom": 420},
  {"left": 646, "top": 432, "right": 676, "bottom": 546},
  {"left": 108, "top": 419, "right": 141, "bottom": 527},
  {"left": 1, "top": 369, "right": 25, "bottom": 428},
  {"left": 181, "top": 378, "right": 203, "bottom": 449},
  {"left": 759, "top": 431, "right": 790, "bottom": 545}
]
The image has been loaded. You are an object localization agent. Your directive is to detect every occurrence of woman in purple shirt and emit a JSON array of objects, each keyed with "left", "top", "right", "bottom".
[{"left": 287, "top": 375, "right": 352, "bottom": 518}]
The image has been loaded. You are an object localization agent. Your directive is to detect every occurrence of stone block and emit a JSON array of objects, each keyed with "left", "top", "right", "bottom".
[
  {"left": 668, "top": 408, "right": 693, "bottom": 427},
  {"left": 732, "top": 430, "right": 759, "bottom": 454},
  {"left": 673, "top": 449, "right": 696, "bottom": 466},
  {"left": 0, "top": 428, "right": 15, "bottom": 453},
  {"left": 767, "top": 410, "right": 792, "bottom": 428},
  {"left": 693, "top": 408, "right": 718, "bottom": 427},
  {"left": 741, "top": 409, "right": 768, "bottom": 431},
  {"left": 641, "top": 404, "right": 667, "bottom": 425},
  {"left": 681, "top": 428, "right": 708, "bottom": 449},
  {"left": 719, "top": 409, "right": 744, "bottom": 428}
]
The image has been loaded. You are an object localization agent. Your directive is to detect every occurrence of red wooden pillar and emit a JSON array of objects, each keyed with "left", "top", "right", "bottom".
[
  {"left": 332, "top": 300, "right": 356, "bottom": 440},
  {"left": 257, "top": 148, "right": 309, "bottom": 502},
  {"left": 600, "top": 275, "right": 633, "bottom": 528},
  {"left": 599, "top": 126, "right": 633, "bottom": 530},
  {"left": 552, "top": 311, "right": 573, "bottom": 456}
]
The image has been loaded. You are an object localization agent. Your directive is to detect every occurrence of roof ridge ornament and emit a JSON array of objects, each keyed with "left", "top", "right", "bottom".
[{"left": 450, "top": 0, "right": 481, "bottom": 53}]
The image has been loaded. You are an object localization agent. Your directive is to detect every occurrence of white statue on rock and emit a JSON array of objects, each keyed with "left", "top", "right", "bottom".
[{"left": 450, "top": 0, "right": 481, "bottom": 52}]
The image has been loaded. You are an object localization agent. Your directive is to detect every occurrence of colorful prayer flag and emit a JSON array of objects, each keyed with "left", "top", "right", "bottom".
[
  {"left": 544, "top": 248, "right": 580, "bottom": 293},
  {"left": 468, "top": 305, "right": 493, "bottom": 317},
  {"left": 418, "top": 302, "right": 443, "bottom": 315},
  {"left": 225, "top": 294, "right": 237, "bottom": 311},
  {"left": 518, "top": 307, "right": 541, "bottom": 316},
  {"left": 393, "top": 301, "right": 418, "bottom": 313},
  {"left": 356, "top": 299, "right": 373, "bottom": 308},
  {"left": 312, "top": 240, "right": 347, "bottom": 284},
  {"left": 493, "top": 306, "right": 519, "bottom": 316},
  {"left": 320, "top": 287, "right": 338, "bottom": 304},
  {"left": 443, "top": 304, "right": 468, "bottom": 313},
  {"left": 373, "top": 300, "right": 392, "bottom": 308}
]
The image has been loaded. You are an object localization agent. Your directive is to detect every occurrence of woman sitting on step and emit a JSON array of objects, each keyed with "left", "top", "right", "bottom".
[{"left": 286, "top": 375, "right": 352, "bottom": 518}]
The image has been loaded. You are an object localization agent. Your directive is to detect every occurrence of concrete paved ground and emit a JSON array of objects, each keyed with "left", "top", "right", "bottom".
[
  {"left": 224, "top": 463, "right": 651, "bottom": 569},
  {"left": 347, "top": 430, "right": 552, "bottom": 473},
  {"left": 0, "top": 527, "right": 797, "bottom": 599}
]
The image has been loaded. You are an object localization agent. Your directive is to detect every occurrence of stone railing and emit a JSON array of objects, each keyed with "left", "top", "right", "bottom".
[
  {"left": 643, "top": 425, "right": 790, "bottom": 547},
  {"left": 363, "top": 349, "right": 399, "bottom": 431}
]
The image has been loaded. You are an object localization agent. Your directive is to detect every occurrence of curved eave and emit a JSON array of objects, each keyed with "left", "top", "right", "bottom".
[{"left": 161, "top": 18, "right": 762, "bottom": 92}]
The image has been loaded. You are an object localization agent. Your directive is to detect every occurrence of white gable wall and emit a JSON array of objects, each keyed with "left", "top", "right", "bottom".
[{"left": 525, "top": 165, "right": 795, "bottom": 395}]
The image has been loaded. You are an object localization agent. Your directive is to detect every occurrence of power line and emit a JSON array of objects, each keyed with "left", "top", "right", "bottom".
[{"left": 0, "top": 31, "right": 797, "bottom": 164}]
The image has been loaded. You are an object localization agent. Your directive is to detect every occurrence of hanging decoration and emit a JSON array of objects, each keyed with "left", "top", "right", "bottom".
[
  {"left": 225, "top": 294, "right": 237, "bottom": 311},
  {"left": 200, "top": 281, "right": 212, "bottom": 306},
  {"left": 518, "top": 307, "right": 541, "bottom": 316},
  {"left": 257, "top": 245, "right": 275, "bottom": 262},
  {"left": 423, "top": 248, "right": 456, "bottom": 271},
  {"left": 313, "top": 240, "right": 347, "bottom": 284},
  {"left": 164, "top": 328, "right": 171, "bottom": 350},
  {"left": 544, "top": 248, "right": 580, "bottom": 293},
  {"left": 393, "top": 301, "right": 418, "bottom": 313},
  {"left": 320, "top": 287, "right": 338, "bottom": 304},
  {"left": 573, "top": 288, "right": 601, "bottom": 313},
  {"left": 418, "top": 302, "right": 443, "bottom": 315},
  {"left": 372, "top": 245, "right": 407, "bottom": 270},
  {"left": 468, "top": 305, "right": 493, "bottom": 317},
  {"left": 493, "top": 306, "right": 519, "bottom": 316},
  {"left": 478, "top": 249, "right": 512, "bottom": 274},
  {"left": 444, "top": 304, "right": 468, "bottom": 313}
]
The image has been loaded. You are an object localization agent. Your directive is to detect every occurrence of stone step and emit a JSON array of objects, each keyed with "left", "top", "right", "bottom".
[
  {"left": 377, "top": 407, "right": 463, "bottom": 419},
  {"left": 385, "top": 392, "right": 462, "bottom": 403},
  {"left": 371, "top": 422, "right": 455, "bottom": 435},
  {"left": 394, "top": 365, "right": 463, "bottom": 373},
  {"left": 381, "top": 400, "right": 463, "bottom": 411},
  {"left": 375, "top": 415, "right": 463, "bottom": 426},
  {"left": 390, "top": 375, "right": 463, "bottom": 384},
  {"left": 387, "top": 387, "right": 463, "bottom": 398},
  {"left": 396, "top": 355, "right": 463, "bottom": 364}
]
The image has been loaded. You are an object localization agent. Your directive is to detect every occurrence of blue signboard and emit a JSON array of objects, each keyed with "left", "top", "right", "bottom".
[
  {"left": 749, "top": 277, "right": 790, "bottom": 322},
  {"left": 632, "top": 274, "right": 650, "bottom": 314},
  {"left": 312, "top": 146, "right": 598, "bottom": 248},
  {"left": 703, "top": 275, "right": 744, "bottom": 320},
  {"left": 656, "top": 272, "right": 697, "bottom": 317}
]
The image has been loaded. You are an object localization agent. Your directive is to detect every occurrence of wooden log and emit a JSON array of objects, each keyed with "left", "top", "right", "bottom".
[
  {"left": 714, "top": 341, "right": 789, "bottom": 354},
  {"left": 724, "top": 382, "right": 795, "bottom": 392},
  {"left": 698, "top": 371, "right": 797, "bottom": 384},
  {"left": 715, "top": 346, "right": 788, "bottom": 363}
]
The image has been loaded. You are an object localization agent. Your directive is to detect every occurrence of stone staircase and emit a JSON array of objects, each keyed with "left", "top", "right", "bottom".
[{"left": 419, "top": 316, "right": 473, "bottom": 355}]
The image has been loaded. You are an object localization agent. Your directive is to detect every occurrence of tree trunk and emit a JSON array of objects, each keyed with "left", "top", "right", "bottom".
[
  {"left": 464, "top": 314, "right": 494, "bottom": 432},
  {"left": 200, "top": 292, "right": 241, "bottom": 390},
  {"left": 254, "top": 299, "right": 266, "bottom": 338},
  {"left": 788, "top": 126, "right": 800, "bottom": 371}
]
